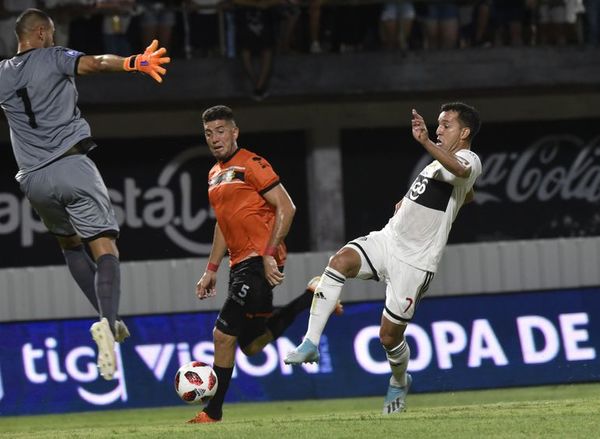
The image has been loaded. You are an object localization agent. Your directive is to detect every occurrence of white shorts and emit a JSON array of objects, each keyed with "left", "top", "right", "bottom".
[{"left": 344, "top": 228, "right": 434, "bottom": 324}]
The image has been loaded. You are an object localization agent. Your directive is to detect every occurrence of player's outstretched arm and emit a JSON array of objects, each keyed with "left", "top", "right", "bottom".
[{"left": 77, "top": 40, "right": 170, "bottom": 83}]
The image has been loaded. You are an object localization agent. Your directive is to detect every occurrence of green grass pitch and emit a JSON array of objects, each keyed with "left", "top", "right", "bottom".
[{"left": 1, "top": 382, "right": 599, "bottom": 438}]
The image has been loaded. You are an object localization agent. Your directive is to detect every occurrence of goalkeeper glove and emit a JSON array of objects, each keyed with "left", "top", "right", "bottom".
[{"left": 123, "top": 40, "right": 170, "bottom": 83}]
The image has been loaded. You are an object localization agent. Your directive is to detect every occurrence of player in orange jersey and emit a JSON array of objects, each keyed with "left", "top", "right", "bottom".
[{"left": 188, "top": 105, "right": 324, "bottom": 423}]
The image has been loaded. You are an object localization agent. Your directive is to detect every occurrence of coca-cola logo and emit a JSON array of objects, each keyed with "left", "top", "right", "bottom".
[{"left": 409, "top": 134, "right": 600, "bottom": 204}]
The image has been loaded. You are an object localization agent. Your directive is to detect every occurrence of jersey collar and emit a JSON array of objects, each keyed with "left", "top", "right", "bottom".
[
  {"left": 15, "top": 48, "right": 36, "bottom": 57},
  {"left": 219, "top": 147, "right": 241, "bottom": 164}
]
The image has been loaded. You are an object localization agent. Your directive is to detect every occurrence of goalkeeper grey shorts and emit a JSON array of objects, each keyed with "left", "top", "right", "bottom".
[{"left": 19, "top": 152, "right": 119, "bottom": 241}]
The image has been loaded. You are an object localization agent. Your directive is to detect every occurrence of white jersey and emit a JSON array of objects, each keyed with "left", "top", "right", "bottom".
[{"left": 386, "top": 148, "right": 482, "bottom": 272}]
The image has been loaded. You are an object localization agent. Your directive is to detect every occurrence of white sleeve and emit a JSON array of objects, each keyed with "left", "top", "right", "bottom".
[{"left": 436, "top": 149, "right": 482, "bottom": 187}]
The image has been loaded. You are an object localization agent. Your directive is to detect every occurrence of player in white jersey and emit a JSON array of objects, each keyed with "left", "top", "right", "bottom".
[
  {"left": 285, "top": 102, "right": 482, "bottom": 415},
  {"left": 0, "top": 9, "right": 169, "bottom": 380}
]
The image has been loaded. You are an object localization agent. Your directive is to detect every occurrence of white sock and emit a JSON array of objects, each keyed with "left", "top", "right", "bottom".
[
  {"left": 304, "top": 267, "right": 346, "bottom": 345},
  {"left": 385, "top": 340, "right": 410, "bottom": 387}
]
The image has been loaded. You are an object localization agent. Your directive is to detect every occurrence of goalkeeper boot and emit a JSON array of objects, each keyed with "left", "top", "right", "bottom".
[
  {"left": 307, "top": 276, "right": 344, "bottom": 316},
  {"left": 90, "top": 318, "right": 116, "bottom": 380},
  {"left": 382, "top": 373, "right": 412, "bottom": 415},
  {"left": 187, "top": 411, "right": 221, "bottom": 424},
  {"left": 284, "top": 338, "right": 320, "bottom": 364}
]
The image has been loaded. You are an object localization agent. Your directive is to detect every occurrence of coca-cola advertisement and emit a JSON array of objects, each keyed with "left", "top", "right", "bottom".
[
  {"left": 342, "top": 119, "right": 600, "bottom": 243},
  {"left": 0, "top": 132, "right": 309, "bottom": 268}
]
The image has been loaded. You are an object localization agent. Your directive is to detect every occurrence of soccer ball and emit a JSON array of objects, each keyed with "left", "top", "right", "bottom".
[{"left": 174, "top": 361, "right": 218, "bottom": 405}]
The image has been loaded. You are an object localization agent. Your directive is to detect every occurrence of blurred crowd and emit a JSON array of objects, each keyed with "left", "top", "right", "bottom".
[{"left": 1, "top": 0, "right": 598, "bottom": 98}]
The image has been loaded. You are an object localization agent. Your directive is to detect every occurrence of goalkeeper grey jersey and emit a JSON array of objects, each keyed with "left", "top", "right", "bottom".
[{"left": 0, "top": 46, "right": 93, "bottom": 181}]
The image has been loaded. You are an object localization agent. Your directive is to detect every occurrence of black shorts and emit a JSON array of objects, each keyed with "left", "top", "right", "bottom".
[{"left": 215, "top": 257, "right": 274, "bottom": 343}]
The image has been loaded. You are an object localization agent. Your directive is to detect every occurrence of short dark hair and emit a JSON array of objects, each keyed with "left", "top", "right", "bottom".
[
  {"left": 441, "top": 102, "right": 481, "bottom": 141},
  {"left": 15, "top": 9, "right": 52, "bottom": 39},
  {"left": 202, "top": 105, "right": 235, "bottom": 124}
]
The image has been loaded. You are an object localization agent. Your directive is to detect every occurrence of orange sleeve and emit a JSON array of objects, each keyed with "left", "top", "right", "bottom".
[{"left": 245, "top": 153, "right": 280, "bottom": 194}]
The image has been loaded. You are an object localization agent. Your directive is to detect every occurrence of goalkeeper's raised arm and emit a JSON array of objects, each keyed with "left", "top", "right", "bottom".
[{"left": 77, "top": 39, "right": 170, "bottom": 83}]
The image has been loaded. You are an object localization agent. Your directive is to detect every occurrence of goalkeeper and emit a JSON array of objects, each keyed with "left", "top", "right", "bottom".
[{"left": 0, "top": 9, "right": 169, "bottom": 381}]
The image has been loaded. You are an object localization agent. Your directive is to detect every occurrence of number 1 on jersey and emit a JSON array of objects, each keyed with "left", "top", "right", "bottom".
[{"left": 16, "top": 88, "right": 38, "bottom": 129}]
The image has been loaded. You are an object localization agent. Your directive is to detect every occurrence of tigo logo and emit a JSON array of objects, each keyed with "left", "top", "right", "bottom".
[{"left": 136, "top": 344, "right": 176, "bottom": 380}]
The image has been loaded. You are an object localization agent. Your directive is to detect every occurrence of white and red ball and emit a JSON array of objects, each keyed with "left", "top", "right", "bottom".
[{"left": 174, "top": 361, "right": 218, "bottom": 405}]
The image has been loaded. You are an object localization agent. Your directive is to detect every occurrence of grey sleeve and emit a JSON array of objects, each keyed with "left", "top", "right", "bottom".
[{"left": 50, "top": 46, "right": 86, "bottom": 77}]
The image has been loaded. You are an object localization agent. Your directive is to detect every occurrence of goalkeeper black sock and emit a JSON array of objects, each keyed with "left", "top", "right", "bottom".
[
  {"left": 95, "top": 254, "right": 121, "bottom": 334},
  {"left": 266, "top": 289, "right": 313, "bottom": 340},
  {"left": 204, "top": 365, "right": 233, "bottom": 420},
  {"left": 63, "top": 245, "right": 99, "bottom": 312}
]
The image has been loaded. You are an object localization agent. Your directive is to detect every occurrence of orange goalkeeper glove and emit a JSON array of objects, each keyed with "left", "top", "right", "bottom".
[{"left": 123, "top": 40, "right": 170, "bottom": 83}]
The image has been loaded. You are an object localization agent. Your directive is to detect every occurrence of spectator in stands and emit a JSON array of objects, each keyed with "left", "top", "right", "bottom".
[
  {"left": 565, "top": 0, "right": 586, "bottom": 44},
  {"left": 537, "top": 0, "right": 568, "bottom": 45},
  {"left": 187, "top": 0, "right": 221, "bottom": 57},
  {"left": 234, "top": 0, "right": 278, "bottom": 100},
  {"left": 535, "top": 0, "right": 586, "bottom": 46},
  {"left": 138, "top": 0, "right": 176, "bottom": 50},
  {"left": 457, "top": 0, "right": 492, "bottom": 47},
  {"left": 423, "top": 2, "right": 459, "bottom": 49},
  {"left": 335, "top": 1, "right": 379, "bottom": 53},
  {"left": 585, "top": 0, "right": 600, "bottom": 45},
  {"left": 491, "top": 0, "right": 526, "bottom": 46},
  {"left": 473, "top": 0, "right": 493, "bottom": 46},
  {"left": 96, "top": 0, "right": 135, "bottom": 56},
  {"left": 277, "top": 0, "right": 301, "bottom": 54},
  {"left": 308, "top": 0, "right": 322, "bottom": 53},
  {"left": 567, "top": 0, "right": 585, "bottom": 44},
  {"left": 379, "top": 1, "right": 415, "bottom": 51}
]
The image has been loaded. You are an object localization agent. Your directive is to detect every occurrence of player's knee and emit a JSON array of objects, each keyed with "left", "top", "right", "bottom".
[
  {"left": 239, "top": 331, "right": 270, "bottom": 356},
  {"left": 57, "top": 234, "right": 82, "bottom": 250},
  {"left": 213, "top": 328, "right": 236, "bottom": 350},
  {"left": 88, "top": 235, "right": 120, "bottom": 260},
  {"left": 240, "top": 342, "right": 261, "bottom": 356},
  {"left": 379, "top": 334, "right": 396, "bottom": 350},
  {"left": 379, "top": 329, "right": 403, "bottom": 350},
  {"left": 328, "top": 248, "right": 360, "bottom": 277}
]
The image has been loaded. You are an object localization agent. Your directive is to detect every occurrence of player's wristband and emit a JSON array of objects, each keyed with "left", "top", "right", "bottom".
[
  {"left": 123, "top": 55, "right": 138, "bottom": 71},
  {"left": 206, "top": 262, "right": 219, "bottom": 272},
  {"left": 263, "top": 246, "right": 277, "bottom": 257}
]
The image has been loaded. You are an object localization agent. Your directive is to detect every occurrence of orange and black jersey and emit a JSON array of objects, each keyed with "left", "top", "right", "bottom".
[{"left": 208, "top": 148, "right": 287, "bottom": 267}]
